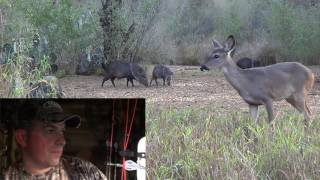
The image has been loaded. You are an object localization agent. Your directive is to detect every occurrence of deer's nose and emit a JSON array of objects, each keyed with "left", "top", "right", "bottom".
[{"left": 200, "top": 65, "right": 209, "bottom": 71}]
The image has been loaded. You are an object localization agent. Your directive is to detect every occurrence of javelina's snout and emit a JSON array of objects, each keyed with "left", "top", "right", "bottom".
[
  {"left": 140, "top": 77, "right": 149, "bottom": 87},
  {"left": 200, "top": 65, "right": 210, "bottom": 71}
]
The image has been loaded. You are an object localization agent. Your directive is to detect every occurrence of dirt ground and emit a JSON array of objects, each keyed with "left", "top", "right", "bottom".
[{"left": 60, "top": 65, "right": 320, "bottom": 118}]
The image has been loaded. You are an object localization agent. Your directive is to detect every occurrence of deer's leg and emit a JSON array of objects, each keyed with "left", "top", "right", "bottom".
[
  {"left": 249, "top": 105, "right": 259, "bottom": 124},
  {"left": 286, "top": 93, "right": 311, "bottom": 126},
  {"left": 264, "top": 100, "right": 274, "bottom": 123}
]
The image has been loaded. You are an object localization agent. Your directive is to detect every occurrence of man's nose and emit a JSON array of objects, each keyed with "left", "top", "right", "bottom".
[{"left": 56, "top": 132, "right": 66, "bottom": 147}]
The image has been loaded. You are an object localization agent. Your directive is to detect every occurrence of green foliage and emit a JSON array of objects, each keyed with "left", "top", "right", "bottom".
[
  {"left": 266, "top": 1, "right": 320, "bottom": 63},
  {"left": 147, "top": 105, "right": 320, "bottom": 179},
  {"left": 1, "top": 0, "right": 102, "bottom": 72},
  {"left": 2, "top": 0, "right": 320, "bottom": 67},
  {"left": 1, "top": 51, "right": 52, "bottom": 97},
  {"left": 145, "top": 0, "right": 320, "bottom": 65}
]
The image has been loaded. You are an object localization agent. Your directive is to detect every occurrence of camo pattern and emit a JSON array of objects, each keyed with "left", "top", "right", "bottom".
[{"left": 3, "top": 156, "right": 108, "bottom": 180}]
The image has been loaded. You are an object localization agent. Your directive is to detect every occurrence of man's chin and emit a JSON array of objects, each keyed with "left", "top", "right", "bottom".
[
  {"left": 49, "top": 155, "right": 62, "bottom": 166},
  {"left": 48, "top": 159, "right": 60, "bottom": 166}
]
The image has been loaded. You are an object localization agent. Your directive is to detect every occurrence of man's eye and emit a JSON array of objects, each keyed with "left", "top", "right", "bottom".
[
  {"left": 214, "top": 55, "right": 219, "bottom": 59},
  {"left": 46, "top": 128, "right": 56, "bottom": 133}
]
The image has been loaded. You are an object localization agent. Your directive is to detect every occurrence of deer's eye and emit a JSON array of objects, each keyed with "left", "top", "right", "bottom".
[{"left": 214, "top": 54, "right": 219, "bottom": 59}]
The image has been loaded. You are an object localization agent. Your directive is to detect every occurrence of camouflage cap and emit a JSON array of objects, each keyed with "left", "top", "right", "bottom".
[{"left": 35, "top": 101, "right": 81, "bottom": 128}]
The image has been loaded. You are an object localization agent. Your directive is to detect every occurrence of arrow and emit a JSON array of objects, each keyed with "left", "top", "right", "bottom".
[{"left": 106, "top": 160, "right": 145, "bottom": 171}]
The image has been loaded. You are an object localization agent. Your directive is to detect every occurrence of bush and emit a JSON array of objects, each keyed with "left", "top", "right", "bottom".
[{"left": 1, "top": 0, "right": 103, "bottom": 74}]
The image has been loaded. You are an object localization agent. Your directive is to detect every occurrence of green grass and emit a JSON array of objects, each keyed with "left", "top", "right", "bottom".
[{"left": 146, "top": 105, "right": 320, "bottom": 179}]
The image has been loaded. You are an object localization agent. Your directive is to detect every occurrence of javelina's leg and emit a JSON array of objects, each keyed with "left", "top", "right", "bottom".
[
  {"left": 111, "top": 78, "right": 116, "bottom": 87},
  {"left": 155, "top": 78, "right": 158, "bottom": 86},
  {"left": 127, "top": 78, "right": 130, "bottom": 87},
  {"left": 101, "top": 77, "right": 109, "bottom": 87},
  {"left": 130, "top": 78, "right": 134, "bottom": 87},
  {"left": 162, "top": 77, "right": 166, "bottom": 86},
  {"left": 167, "top": 77, "right": 171, "bottom": 86},
  {"left": 150, "top": 78, "right": 154, "bottom": 86}
]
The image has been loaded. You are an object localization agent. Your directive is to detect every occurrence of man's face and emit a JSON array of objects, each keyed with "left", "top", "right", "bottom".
[{"left": 19, "top": 121, "right": 66, "bottom": 169}]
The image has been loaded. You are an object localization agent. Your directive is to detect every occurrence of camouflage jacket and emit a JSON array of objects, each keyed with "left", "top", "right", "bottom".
[{"left": 2, "top": 156, "right": 108, "bottom": 180}]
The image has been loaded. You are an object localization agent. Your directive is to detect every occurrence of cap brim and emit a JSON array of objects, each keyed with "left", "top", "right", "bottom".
[
  {"left": 63, "top": 114, "right": 81, "bottom": 128},
  {"left": 49, "top": 113, "right": 81, "bottom": 128}
]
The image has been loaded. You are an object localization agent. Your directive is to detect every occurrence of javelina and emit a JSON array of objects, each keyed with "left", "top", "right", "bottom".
[
  {"left": 236, "top": 57, "right": 261, "bottom": 69},
  {"left": 150, "top": 65, "right": 173, "bottom": 86},
  {"left": 28, "top": 76, "right": 64, "bottom": 98},
  {"left": 101, "top": 61, "right": 148, "bottom": 87},
  {"left": 201, "top": 57, "right": 261, "bottom": 71}
]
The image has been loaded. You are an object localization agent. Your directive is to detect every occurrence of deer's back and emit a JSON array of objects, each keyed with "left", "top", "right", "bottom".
[{"left": 241, "top": 62, "right": 314, "bottom": 101}]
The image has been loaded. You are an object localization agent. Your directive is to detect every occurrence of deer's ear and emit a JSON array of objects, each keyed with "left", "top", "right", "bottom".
[
  {"left": 212, "top": 39, "right": 223, "bottom": 49},
  {"left": 224, "top": 35, "right": 236, "bottom": 53}
]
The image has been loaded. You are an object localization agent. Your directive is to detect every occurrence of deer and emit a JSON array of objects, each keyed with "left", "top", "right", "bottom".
[{"left": 200, "top": 35, "right": 314, "bottom": 126}]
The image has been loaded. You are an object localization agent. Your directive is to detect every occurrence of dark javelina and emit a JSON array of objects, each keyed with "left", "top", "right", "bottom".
[
  {"left": 28, "top": 76, "right": 64, "bottom": 98},
  {"left": 150, "top": 65, "right": 173, "bottom": 86},
  {"left": 201, "top": 57, "right": 261, "bottom": 71},
  {"left": 101, "top": 61, "right": 148, "bottom": 87},
  {"left": 236, "top": 57, "right": 261, "bottom": 69}
]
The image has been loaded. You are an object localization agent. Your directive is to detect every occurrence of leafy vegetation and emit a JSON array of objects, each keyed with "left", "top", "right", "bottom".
[
  {"left": 0, "top": 43, "right": 54, "bottom": 97},
  {"left": 1, "top": 0, "right": 319, "bottom": 71},
  {"left": 151, "top": 0, "right": 320, "bottom": 65},
  {"left": 0, "top": 0, "right": 102, "bottom": 96},
  {"left": 0, "top": 0, "right": 102, "bottom": 72}
]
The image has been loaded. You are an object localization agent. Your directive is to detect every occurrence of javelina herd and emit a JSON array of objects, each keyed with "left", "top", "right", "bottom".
[
  {"left": 150, "top": 64, "right": 173, "bottom": 86},
  {"left": 101, "top": 61, "right": 174, "bottom": 88},
  {"left": 101, "top": 61, "right": 149, "bottom": 87}
]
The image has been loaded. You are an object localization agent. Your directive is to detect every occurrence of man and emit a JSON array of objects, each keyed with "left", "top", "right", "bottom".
[{"left": 3, "top": 100, "right": 108, "bottom": 180}]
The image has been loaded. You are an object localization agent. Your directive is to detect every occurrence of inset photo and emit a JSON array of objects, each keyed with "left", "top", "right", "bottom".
[{"left": 0, "top": 99, "right": 146, "bottom": 180}]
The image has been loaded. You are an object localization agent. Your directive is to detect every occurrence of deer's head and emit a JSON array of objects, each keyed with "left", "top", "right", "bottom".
[{"left": 201, "top": 35, "right": 236, "bottom": 71}]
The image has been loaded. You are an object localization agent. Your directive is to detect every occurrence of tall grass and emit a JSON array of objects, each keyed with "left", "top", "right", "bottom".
[{"left": 146, "top": 105, "right": 320, "bottom": 179}]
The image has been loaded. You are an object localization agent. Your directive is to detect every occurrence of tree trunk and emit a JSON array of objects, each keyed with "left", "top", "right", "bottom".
[
  {"left": 100, "top": 0, "right": 113, "bottom": 62},
  {"left": 100, "top": 0, "right": 161, "bottom": 63}
]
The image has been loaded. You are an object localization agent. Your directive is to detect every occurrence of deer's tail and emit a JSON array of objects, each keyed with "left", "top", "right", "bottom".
[
  {"left": 304, "top": 71, "right": 315, "bottom": 116},
  {"left": 306, "top": 72, "right": 315, "bottom": 91}
]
